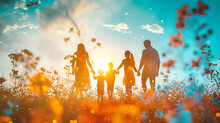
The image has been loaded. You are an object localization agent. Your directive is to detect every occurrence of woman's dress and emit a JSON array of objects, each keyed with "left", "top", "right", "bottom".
[
  {"left": 122, "top": 59, "right": 136, "bottom": 86},
  {"left": 73, "top": 51, "right": 91, "bottom": 91}
]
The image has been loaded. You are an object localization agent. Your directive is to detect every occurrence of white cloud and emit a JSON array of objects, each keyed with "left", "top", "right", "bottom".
[
  {"left": 20, "top": 14, "right": 28, "bottom": 20},
  {"left": 3, "top": 22, "right": 39, "bottom": 33},
  {"left": 141, "top": 24, "right": 164, "bottom": 34},
  {"left": 103, "top": 23, "right": 132, "bottom": 34},
  {"left": 12, "top": 12, "right": 28, "bottom": 20},
  {"left": 14, "top": 0, "right": 27, "bottom": 10},
  {"left": 0, "top": 17, "right": 6, "bottom": 36},
  {"left": 35, "top": 9, "right": 40, "bottom": 15},
  {"left": 38, "top": 0, "right": 96, "bottom": 31}
]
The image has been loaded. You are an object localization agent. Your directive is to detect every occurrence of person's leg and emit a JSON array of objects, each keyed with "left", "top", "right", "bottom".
[
  {"left": 126, "top": 86, "right": 132, "bottom": 98},
  {"left": 101, "top": 93, "right": 103, "bottom": 102},
  {"left": 129, "top": 86, "right": 132, "bottom": 95},
  {"left": 107, "top": 89, "right": 110, "bottom": 100},
  {"left": 110, "top": 89, "right": 113, "bottom": 100},
  {"left": 125, "top": 86, "right": 129, "bottom": 94},
  {"left": 74, "top": 87, "right": 78, "bottom": 100},
  {"left": 97, "top": 89, "right": 100, "bottom": 102},
  {"left": 141, "top": 72, "right": 148, "bottom": 92},
  {"left": 149, "top": 76, "right": 156, "bottom": 91},
  {"left": 79, "top": 87, "right": 83, "bottom": 100},
  {"left": 125, "top": 86, "right": 128, "bottom": 98}
]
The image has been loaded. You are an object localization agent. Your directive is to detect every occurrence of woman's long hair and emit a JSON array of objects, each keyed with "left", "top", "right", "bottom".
[
  {"left": 125, "top": 50, "right": 135, "bottom": 64},
  {"left": 77, "top": 43, "right": 86, "bottom": 53}
]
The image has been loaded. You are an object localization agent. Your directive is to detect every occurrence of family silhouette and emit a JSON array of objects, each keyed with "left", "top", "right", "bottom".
[{"left": 71, "top": 40, "right": 160, "bottom": 101}]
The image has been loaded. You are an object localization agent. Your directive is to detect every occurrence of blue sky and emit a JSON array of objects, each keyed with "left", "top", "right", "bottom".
[{"left": 0, "top": 0, "right": 219, "bottom": 88}]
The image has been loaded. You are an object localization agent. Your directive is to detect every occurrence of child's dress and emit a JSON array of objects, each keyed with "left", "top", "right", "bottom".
[{"left": 121, "top": 59, "right": 136, "bottom": 86}]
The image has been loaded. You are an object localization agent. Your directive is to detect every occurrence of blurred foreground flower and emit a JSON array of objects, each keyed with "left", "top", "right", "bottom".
[
  {"left": 91, "top": 38, "right": 96, "bottom": 42},
  {"left": 30, "top": 98, "right": 63, "bottom": 123},
  {"left": 186, "top": 82, "right": 204, "bottom": 101},
  {"left": 0, "top": 115, "right": 12, "bottom": 123},
  {"left": 97, "top": 42, "right": 101, "bottom": 47},
  {"left": 29, "top": 73, "right": 52, "bottom": 95},
  {"left": 176, "top": 5, "right": 191, "bottom": 29},
  {"left": 112, "top": 105, "right": 141, "bottom": 123},
  {"left": 49, "top": 98, "right": 63, "bottom": 115},
  {"left": 169, "top": 32, "right": 183, "bottom": 48},
  {"left": 0, "top": 77, "right": 6, "bottom": 84},
  {"left": 191, "top": 57, "right": 202, "bottom": 68},
  {"left": 64, "top": 37, "right": 70, "bottom": 43},
  {"left": 166, "top": 104, "right": 192, "bottom": 123},
  {"left": 162, "top": 59, "right": 175, "bottom": 68},
  {"left": 193, "top": 1, "right": 209, "bottom": 15}
]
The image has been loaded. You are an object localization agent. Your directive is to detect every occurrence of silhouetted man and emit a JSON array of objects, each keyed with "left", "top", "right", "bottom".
[{"left": 138, "top": 40, "right": 160, "bottom": 92}]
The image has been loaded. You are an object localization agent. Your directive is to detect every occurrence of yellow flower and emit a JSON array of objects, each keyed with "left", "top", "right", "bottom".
[
  {"left": 29, "top": 73, "right": 51, "bottom": 95},
  {"left": 0, "top": 115, "right": 12, "bottom": 123},
  {"left": 112, "top": 105, "right": 141, "bottom": 123}
]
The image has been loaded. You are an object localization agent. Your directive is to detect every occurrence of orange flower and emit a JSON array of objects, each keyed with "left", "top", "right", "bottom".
[
  {"left": 0, "top": 115, "right": 12, "bottom": 123},
  {"left": 29, "top": 73, "right": 52, "bottom": 95},
  {"left": 203, "top": 68, "right": 211, "bottom": 75},
  {"left": 191, "top": 57, "right": 202, "bottom": 68},
  {"left": 193, "top": 1, "right": 209, "bottom": 15},
  {"left": 112, "top": 105, "right": 141, "bottom": 123},
  {"left": 48, "top": 98, "right": 63, "bottom": 115},
  {"left": 0, "top": 77, "right": 6, "bottom": 84},
  {"left": 198, "top": 1, "right": 209, "bottom": 9},
  {"left": 64, "top": 37, "right": 70, "bottom": 43},
  {"left": 69, "top": 27, "right": 74, "bottom": 33},
  {"left": 162, "top": 59, "right": 175, "bottom": 68},
  {"left": 176, "top": 5, "right": 190, "bottom": 29},
  {"left": 97, "top": 42, "right": 101, "bottom": 47},
  {"left": 91, "top": 38, "right": 96, "bottom": 42},
  {"left": 169, "top": 32, "right": 183, "bottom": 48},
  {"left": 40, "top": 67, "right": 46, "bottom": 72}
]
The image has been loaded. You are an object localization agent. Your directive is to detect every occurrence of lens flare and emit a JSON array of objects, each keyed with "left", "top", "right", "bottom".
[{"left": 92, "top": 58, "right": 109, "bottom": 73}]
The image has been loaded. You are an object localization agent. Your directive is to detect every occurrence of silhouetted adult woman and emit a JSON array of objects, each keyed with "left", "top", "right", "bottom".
[{"left": 72, "top": 43, "right": 95, "bottom": 98}]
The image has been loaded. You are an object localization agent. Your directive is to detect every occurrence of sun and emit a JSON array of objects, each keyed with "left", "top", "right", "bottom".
[{"left": 92, "top": 58, "right": 109, "bottom": 74}]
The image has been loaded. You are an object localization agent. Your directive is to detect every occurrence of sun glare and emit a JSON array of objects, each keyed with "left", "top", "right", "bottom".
[{"left": 92, "top": 58, "right": 109, "bottom": 74}]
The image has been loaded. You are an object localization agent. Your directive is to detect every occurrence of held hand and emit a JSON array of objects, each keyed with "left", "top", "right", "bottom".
[
  {"left": 116, "top": 70, "right": 120, "bottom": 74},
  {"left": 72, "top": 68, "right": 75, "bottom": 75},
  {"left": 137, "top": 71, "right": 141, "bottom": 76},
  {"left": 91, "top": 69, "right": 95, "bottom": 75}
]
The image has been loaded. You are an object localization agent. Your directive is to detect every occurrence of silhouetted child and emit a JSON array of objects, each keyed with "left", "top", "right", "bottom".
[
  {"left": 117, "top": 50, "right": 138, "bottom": 98},
  {"left": 93, "top": 69, "right": 106, "bottom": 102},
  {"left": 106, "top": 62, "right": 118, "bottom": 101}
]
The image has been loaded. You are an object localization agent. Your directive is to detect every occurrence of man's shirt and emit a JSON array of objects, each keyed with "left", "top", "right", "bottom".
[{"left": 140, "top": 46, "right": 160, "bottom": 73}]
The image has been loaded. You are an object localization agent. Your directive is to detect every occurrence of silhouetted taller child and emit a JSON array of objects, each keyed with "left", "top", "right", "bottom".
[
  {"left": 93, "top": 69, "right": 106, "bottom": 102},
  {"left": 106, "top": 62, "right": 118, "bottom": 101},
  {"left": 117, "top": 50, "right": 138, "bottom": 98}
]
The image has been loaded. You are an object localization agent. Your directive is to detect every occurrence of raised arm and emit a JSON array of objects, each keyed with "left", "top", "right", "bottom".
[
  {"left": 71, "top": 54, "right": 76, "bottom": 74},
  {"left": 93, "top": 74, "right": 97, "bottom": 80},
  {"left": 138, "top": 51, "right": 145, "bottom": 72},
  {"left": 117, "top": 60, "right": 124, "bottom": 71},
  {"left": 114, "top": 70, "right": 119, "bottom": 74},
  {"left": 138, "top": 63, "right": 144, "bottom": 72},
  {"left": 156, "top": 51, "right": 160, "bottom": 74},
  {"left": 86, "top": 53, "right": 95, "bottom": 74},
  {"left": 132, "top": 63, "right": 138, "bottom": 73}
]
